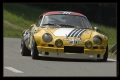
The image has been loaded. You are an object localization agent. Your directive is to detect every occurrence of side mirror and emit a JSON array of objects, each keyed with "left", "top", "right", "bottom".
[
  {"left": 29, "top": 24, "right": 35, "bottom": 29},
  {"left": 94, "top": 27, "right": 99, "bottom": 31},
  {"left": 31, "top": 24, "right": 35, "bottom": 27}
]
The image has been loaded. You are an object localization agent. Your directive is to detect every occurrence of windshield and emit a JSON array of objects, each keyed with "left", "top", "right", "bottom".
[{"left": 41, "top": 14, "right": 92, "bottom": 28}]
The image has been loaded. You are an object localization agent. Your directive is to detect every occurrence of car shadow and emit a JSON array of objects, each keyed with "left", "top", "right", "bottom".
[{"left": 36, "top": 56, "right": 116, "bottom": 63}]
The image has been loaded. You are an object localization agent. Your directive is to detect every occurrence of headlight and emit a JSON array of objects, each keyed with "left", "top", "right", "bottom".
[
  {"left": 85, "top": 40, "right": 92, "bottom": 48},
  {"left": 55, "top": 39, "right": 63, "bottom": 47},
  {"left": 42, "top": 33, "right": 53, "bottom": 43},
  {"left": 93, "top": 35, "right": 102, "bottom": 45}
]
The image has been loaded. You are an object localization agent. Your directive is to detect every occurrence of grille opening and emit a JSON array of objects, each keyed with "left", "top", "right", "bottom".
[
  {"left": 97, "top": 54, "right": 100, "bottom": 58},
  {"left": 45, "top": 52, "right": 49, "bottom": 55},
  {"left": 93, "top": 46, "right": 98, "bottom": 49},
  {"left": 48, "top": 44, "right": 54, "bottom": 47}
]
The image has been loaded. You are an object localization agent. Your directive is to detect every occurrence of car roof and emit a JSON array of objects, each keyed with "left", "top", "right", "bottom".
[{"left": 43, "top": 11, "right": 86, "bottom": 17}]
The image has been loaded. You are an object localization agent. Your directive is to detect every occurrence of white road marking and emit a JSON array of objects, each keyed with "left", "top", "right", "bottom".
[
  {"left": 4, "top": 67, "right": 24, "bottom": 73},
  {"left": 4, "top": 59, "right": 116, "bottom": 74},
  {"left": 107, "top": 59, "right": 116, "bottom": 61}
]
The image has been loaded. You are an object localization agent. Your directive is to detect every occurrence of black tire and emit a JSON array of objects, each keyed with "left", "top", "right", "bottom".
[
  {"left": 98, "top": 45, "right": 108, "bottom": 62},
  {"left": 20, "top": 38, "right": 31, "bottom": 56},
  {"left": 31, "top": 38, "right": 39, "bottom": 59},
  {"left": 102, "top": 45, "right": 108, "bottom": 61}
]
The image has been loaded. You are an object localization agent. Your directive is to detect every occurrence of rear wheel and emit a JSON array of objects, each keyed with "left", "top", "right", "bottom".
[
  {"left": 20, "top": 38, "right": 31, "bottom": 56},
  {"left": 31, "top": 38, "right": 39, "bottom": 59}
]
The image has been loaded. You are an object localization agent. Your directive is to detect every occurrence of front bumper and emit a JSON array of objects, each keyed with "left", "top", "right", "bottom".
[
  {"left": 37, "top": 46, "right": 106, "bottom": 59},
  {"left": 37, "top": 46, "right": 106, "bottom": 54}
]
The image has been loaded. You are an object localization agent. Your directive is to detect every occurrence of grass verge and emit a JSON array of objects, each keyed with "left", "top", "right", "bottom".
[{"left": 4, "top": 20, "right": 23, "bottom": 38}]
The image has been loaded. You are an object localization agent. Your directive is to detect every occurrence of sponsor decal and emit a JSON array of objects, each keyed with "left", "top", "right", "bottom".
[
  {"left": 64, "top": 38, "right": 84, "bottom": 45},
  {"left": 69, "top": 39, "right": 79, "bottom": 44}
]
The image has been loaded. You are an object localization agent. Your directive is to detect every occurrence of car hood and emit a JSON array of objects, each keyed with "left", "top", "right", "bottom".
[{"left": 47, "top": 28, "right": 92, "bottom": 39}]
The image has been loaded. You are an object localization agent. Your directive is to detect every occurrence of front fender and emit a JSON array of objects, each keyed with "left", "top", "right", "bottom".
[
  {"left": 33, "top": 32, "right": 42, "bottom": 46},
  {"left": 33, "top": 30, "right": 51, "bottom": 46}
]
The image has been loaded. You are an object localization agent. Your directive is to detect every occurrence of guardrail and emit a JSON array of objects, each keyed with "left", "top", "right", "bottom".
[{"left": 109, "top": 43, "right": 117, "bottom": 54}]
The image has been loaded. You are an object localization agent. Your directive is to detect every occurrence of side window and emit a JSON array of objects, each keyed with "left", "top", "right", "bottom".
[{"left": 36, "top": 16, "right": 43, "bottom": 27}]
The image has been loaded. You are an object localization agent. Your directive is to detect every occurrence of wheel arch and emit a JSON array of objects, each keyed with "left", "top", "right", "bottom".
[
  {"left": 33, "top": 33, "right": 41, "bottom": 46},
  {"left": 22, "top": 29, "right": 30, "bottom": 48}
]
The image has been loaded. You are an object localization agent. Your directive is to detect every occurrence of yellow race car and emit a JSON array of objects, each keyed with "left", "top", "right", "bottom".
[{"left": 20, "top": 11, "right": 108, "bottom": 61}]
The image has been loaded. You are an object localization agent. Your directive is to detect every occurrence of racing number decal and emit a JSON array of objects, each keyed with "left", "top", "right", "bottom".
[{"left": 63, "top": 12, "right": 71, "bottom": 14}]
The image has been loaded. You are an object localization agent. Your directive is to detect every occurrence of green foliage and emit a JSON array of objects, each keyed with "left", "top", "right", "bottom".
[
  {"left": 3, "top": 3, "right": 47, "bottom": 26},
  {"left": 3, "top": 3, "right": 45, "bottom": 21},
  {"left": 4, "top": 10, "right": 33, "bottom": 28},
  {"left": 91, "top": 22, "right": 116, "bottom": 49},
  {"left": 4, "top": 22, "right": 22, "bottom": 38}
]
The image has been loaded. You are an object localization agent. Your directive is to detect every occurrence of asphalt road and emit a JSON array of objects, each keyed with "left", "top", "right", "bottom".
[{"left": 3, "top": 37, "right": 117, "bottom": 77}]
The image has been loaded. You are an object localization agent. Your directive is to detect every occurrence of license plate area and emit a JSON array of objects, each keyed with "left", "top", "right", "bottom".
[{"left": 64, "top": 46, "right": 84, "bottom": 53}]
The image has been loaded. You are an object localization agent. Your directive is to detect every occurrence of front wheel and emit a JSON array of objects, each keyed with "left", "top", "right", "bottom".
[
  {"left": 98, "top": 45, "right": 108, "bottom": 62},
  {"left": 102, "top": 45, "right": 108, "bottom": 61},
  {"left": 31, "top": 38, "right": 39, "bottom": 59}
]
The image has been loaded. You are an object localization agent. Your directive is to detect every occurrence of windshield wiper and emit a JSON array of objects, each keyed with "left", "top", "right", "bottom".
[
  {"left": 42, "top": 23, "right": 61, "bottom": 27},
  {"left": 59, "top": 24, "right": 75, "bottom": 27}
]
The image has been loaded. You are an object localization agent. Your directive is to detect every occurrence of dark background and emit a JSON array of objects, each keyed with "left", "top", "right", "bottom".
[{"left": 25, "top": 3, "right": 117, "bottom": 28}]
